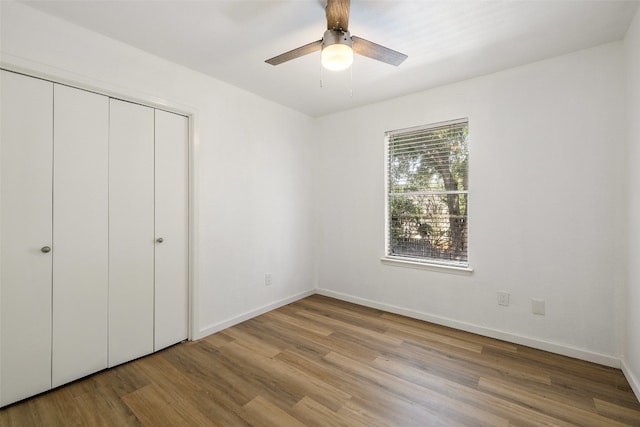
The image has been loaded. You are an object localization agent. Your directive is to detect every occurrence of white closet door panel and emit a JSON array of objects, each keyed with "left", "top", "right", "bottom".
[
  {"left": 154, "top": 110, "right": 189, "bottom": 351},
  {"left": 108, "top": 99, "right": 154, "bottom": 367},
  {"left": 52, "top": 84, "right": 109, "bottom": 387},
  {"left": 0, "top": 71, "right": 53, "bottom": 406}
]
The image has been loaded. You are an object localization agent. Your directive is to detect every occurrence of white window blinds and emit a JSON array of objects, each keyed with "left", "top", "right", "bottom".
[{"left": 386, "top": 119, "right": 469, "bottom": 266}]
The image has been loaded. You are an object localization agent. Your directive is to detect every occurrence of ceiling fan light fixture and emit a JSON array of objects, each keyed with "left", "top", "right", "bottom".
[
  {"left": 264, "top": 1, "right": 407, "bottom": 69},
  {"left": 321, "top": 29, "right": 353, "bottom": 71},
  {"left": 322, "top": 44, "right": 353, "bottom": 71}
]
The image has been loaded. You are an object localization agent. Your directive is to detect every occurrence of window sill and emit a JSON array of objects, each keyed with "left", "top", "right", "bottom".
[{"left": 380, "top": 257, "right": 473, "bottom": 275}]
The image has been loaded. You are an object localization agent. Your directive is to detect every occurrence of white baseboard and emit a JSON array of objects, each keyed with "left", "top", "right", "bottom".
[
  {"left": 195, "top": 289, "right": 316, "bottom": 340},
  {"left": 316, "top": 288, "right": 621, "bottom": 368},
  {"left": 621, "top": 359, "right": 640, "bottom": 402}
]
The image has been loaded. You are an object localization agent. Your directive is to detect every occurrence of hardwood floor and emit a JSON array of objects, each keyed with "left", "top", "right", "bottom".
[{"left": 2, "top": 294, "right": 639, "bottom": 426}]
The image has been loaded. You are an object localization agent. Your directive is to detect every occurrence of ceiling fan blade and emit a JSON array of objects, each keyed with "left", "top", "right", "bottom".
[
  {"left": 352, "top": 36, "right": 408, "bottom": 66},
  {"left": 265, "top": 40, "right": 323, "bottom": 66},
  {"left": 326, "top": 0, "right": 350, "bottom": 31}
]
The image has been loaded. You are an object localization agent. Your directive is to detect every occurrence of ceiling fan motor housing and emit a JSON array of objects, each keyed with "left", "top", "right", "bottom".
[{"left": 322, "top": 29, "right": 352, "bottom": 49}]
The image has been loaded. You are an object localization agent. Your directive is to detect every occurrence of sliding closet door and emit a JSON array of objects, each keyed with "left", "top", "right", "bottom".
[
  {"left": 154, "top": 110, "right": 189, "bottom": 351},
  {"left": 108, "top": 99, "right": 155, "bottom": 367},
  {"left": 0, "top": 71, "right": 53, "bottom": 406},
  {"left": 52, "top": 84, "right": 109, "bottom": 387}
]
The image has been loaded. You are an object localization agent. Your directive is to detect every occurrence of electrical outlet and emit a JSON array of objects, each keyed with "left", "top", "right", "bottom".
[
  {"left": 265, "top": 273, "right": 272, "bottom": 286},
  {"left": 498, "top": 291, "right": 510, "bottom": 306},
  {"left": 532, "top": 298, "right": 545, "bottom": 315}
]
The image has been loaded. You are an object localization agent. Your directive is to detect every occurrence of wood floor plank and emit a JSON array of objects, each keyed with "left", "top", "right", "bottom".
[
  {"left": 389, "top": 334, "right": 552, "bottom": 388},
  {"left": 294, "top": 296, "right": 391, "bottom": 334},
  {"left": 238, "top": 316, "right": 332, "bottom": 356},
  {"left": 74, "top": 384, "right": 141, "bottom": 426},
  {"left": 296, "top": 310, "right": 404, "bottom": 348},
  {"left": 252, "top": 313, "right": 380, "bottom": 362},
  {"left": 0, "top": 398, "right": 47, "bottom": 427},
  {"left": 275, "top": 347, "right": 457, "bottom": 426},
  {"left": 94, "top": 360, "right": 152, "bottom": 397},
  {"left": 262, "top": 310, "right": 334, "bottom": 337},
  {"left": 243, "top": 395, "right": 306, "bottom": 427},
  {"left": 478, "top": 376, "right": 633, "bottom": 427},
  {"left": 162, "top": 343, "right": 257, "bottom": 425},
  {"left": 2, "top": 294, "right": 638, "bottom": 426},
  {"left": 551, "top": 368, "right": 640, "bottom": 408},
  {"left": 291, "top": 396, "right": 351, "bottom": 427},
  {"left": 324, "top": 350, "right": 511, "bottom": 427},
  {"left": 223, "top": 325, "right": 283, "bottom": 358},
  {"left": 297, "top": 294, "right": 387, "bottom": 320},
  {"left": 334, "top": 400, "right": 392, "bottom": 427},
  {"left": 371, "top": 354, "right": 576, "bottom": 427},
  {"left": 201, "top": 330, "right": 235, "bottom": 349},
  {"left": 594, "top": 398, "right": 640, "bottom": 425},
  {"left": 122, "top": 384, "right": 198, "bottom": 426},
  {"left": 221, "top": 340, "right": 351, "bottom": 412},
  {"left": 343, "top": 394, "right": 455, "bottom": 427},
  {"left": 164, "top": 340, "right": 260, "bottom": 406},
  {"left": 385, "top": 323, "right": 484, "bottom": 354},
  {"left": 517, "top": 344, "right": 629, "bottom": 387},
  {"left": 32, "top": 387, "right": 85, "bottom": 426}
]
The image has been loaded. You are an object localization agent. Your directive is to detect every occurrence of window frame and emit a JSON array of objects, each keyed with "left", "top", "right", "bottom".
[{"left": 382, "top": 118, "right": 472, "bottom": 273}]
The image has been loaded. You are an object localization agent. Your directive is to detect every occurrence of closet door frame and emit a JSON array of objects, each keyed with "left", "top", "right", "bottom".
[{"left": 0, "top": 64, "right": 197, "bottom": 341}]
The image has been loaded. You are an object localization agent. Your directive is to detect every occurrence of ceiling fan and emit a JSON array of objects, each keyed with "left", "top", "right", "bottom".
[{"left": 265, "top": 0, "right": 407, "bottom": 71}]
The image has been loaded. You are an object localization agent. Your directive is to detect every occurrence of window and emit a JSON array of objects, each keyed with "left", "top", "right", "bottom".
[{"left": 385, "top": 119, "right": 469, "bottom": 268}]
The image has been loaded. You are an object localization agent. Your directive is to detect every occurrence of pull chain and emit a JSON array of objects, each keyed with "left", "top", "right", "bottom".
[{"left": 349, "top": 60, "right": 353, "bottom": 98}]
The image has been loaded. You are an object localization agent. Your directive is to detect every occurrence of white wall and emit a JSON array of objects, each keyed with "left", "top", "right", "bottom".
[
  {"left": 315, "top": 42, "right": 627, "bottom": 366},
  {"left": 624, "top": 8, "right": 640, "bottom": 397},
  {"left": 0, "top": 2, "right": 316, "bottom": 338}
]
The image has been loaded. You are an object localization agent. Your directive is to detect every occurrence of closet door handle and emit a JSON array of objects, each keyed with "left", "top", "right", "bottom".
[
  {"left": 156, "top": 237, "right": 164, "bottom": 243},
  {"left": 41, "top": 246, "right": 51, "bottom": 253}
]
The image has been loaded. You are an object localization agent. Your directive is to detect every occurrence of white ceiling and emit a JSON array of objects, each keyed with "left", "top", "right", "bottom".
[{"left": 22, "top": 0, "right": 639, "bottom": 117}]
